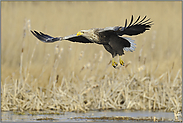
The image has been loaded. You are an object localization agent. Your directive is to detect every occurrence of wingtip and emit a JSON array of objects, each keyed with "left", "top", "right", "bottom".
[
  {"left": 124, "top": 19, "right": 127, "bottom": 28},
  {"left": 30, "top": 30, "right": 38, "bottom": 35},
  {"left": 30, "top": 30, "right": 37, "bottom": 36},
  {"left": 30, "top": 30, "right": 33, "bottom": 33}
]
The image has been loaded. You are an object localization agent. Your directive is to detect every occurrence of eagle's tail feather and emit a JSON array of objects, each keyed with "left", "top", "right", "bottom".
[{"left": 123, "top": 37, "right": 136, "bottom": 52}]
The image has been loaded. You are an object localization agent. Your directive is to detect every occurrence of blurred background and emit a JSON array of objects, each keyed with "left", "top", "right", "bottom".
[{"left": 2, "top": 1, "right": 182, "bottom": 87}]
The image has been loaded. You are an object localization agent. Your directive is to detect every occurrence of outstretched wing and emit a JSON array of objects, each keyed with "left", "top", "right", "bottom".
[
  {"left": 118, "top": 15, "right": 153, "bottom": 36},
  {"left": 63, "top": 34, "right": 93, "bottom": 43},
  {"left": 31, "top": 30, "right": 61, "bottom": 43},
  {"left": 98, "top": 15, "right": 153, "bottom": 36},
  {"left": 30, "top": 30, "right": 93, "bottom": 43}
]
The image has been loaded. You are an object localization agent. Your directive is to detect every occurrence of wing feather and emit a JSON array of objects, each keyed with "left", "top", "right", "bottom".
[
  {"left": 131, "top": 16, "right": 141, "bottom": 26},
  {"left": 136, "top": 16, "right": 147, "bottom": 24},
  {"left": 128, "top": 15, "right": 134, "bottom": 27},
  {"left": 124, "top": 19, "right": 127, "bottom": 29},
  {"left": 31, "top": 30, "right": 61, "bottom": 42},
  {"left": 118, "top": 15, "right": 153, "bottom": 36},
  {"left": 31, "top": 30, "right": 93, "bottom": 43},
  {"left": 63, "top": 34, "right": 93, "bottom": 43},
  {"left": 96, "top": 15, "right": 153, "bottom": 36}
]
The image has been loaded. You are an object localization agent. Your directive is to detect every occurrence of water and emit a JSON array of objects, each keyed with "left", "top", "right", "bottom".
[{"left": 1, "top": 110, "right": 178, "bottom": 122}]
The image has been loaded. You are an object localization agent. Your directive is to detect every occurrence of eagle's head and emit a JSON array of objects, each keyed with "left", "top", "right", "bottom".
[{"left": 77, "top": 29, "right": 98, "bottom": 42}]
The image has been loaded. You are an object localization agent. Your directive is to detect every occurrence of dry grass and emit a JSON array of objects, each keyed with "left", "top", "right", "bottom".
[{"left": 1, "top": 1, "right": 182, "bottom": 113}]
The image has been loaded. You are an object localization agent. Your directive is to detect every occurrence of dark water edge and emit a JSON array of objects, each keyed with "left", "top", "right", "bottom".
[{"left": 2, "top": 110, "right": 182, "bottom": 122}]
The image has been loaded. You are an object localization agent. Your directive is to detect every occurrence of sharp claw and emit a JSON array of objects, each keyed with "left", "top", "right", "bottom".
[
  {"left": 120, "top": 60, "right": 125, "bottom": 66},
  {"left": 112, "top": 63, "right": 118, "bottom": 68},
  {"left": 112, "top": 58, "right": 118, "bottom": 68},
  {"left": 120, "top": 62, "right": 125, "bottom": 66},
  {"left": 119, "top": 56, "right": 125, "bottom": 66}
]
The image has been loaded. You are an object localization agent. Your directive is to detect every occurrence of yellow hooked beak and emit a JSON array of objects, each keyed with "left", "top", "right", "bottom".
[{"left": 77, "top": 31, "right": 84, "bottom": 36}]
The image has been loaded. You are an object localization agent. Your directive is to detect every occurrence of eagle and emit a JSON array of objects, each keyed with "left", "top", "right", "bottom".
[{"left": 31, "top": 15, "right": 153, "bottom": 68}]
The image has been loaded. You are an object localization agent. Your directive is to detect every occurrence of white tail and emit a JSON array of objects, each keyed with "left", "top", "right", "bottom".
[{"left": 123, "top": 37, "right": 136, "bottom": 52}]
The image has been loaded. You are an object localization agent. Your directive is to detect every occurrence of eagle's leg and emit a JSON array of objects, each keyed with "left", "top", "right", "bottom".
[
  {"left": 119, "top": 56, "right": 125, "bottom": 66},
  {"left": 112, "top": 58, "right": 118, "bottom": 68}
]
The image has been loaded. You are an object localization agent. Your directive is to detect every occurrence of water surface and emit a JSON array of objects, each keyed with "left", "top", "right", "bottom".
[{"left": 2, "top": 110, "right": 177, "bottom": 122}]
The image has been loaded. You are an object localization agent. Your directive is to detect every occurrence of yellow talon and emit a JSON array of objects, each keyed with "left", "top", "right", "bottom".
[
  {"left": 119, "top": 56, "right": 125, "bottom": 66},
  {"left": 112, "top": 58, "right": 118, "bottom": 68}
]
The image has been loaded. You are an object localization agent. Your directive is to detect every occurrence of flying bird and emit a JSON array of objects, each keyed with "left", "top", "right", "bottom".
[{"left": 31, "top": 15, "right": 153, "bottom": 68}]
